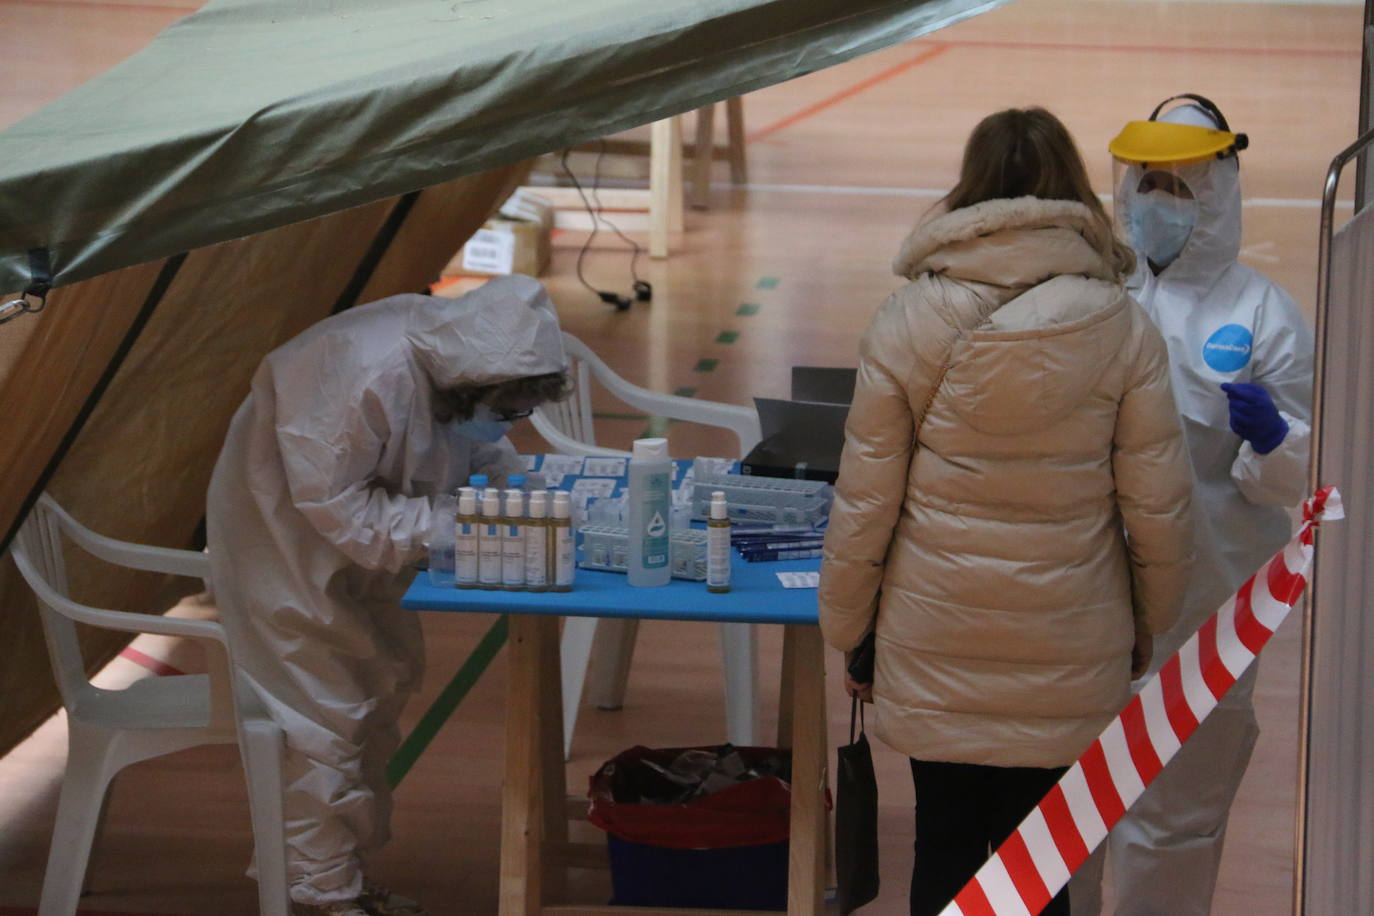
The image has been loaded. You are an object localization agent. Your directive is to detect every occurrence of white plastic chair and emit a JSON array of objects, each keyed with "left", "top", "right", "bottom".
[
  {"left": 9, "top": 494, "right": 289, "bottom": 916},
  {"left": 532, "top": 333, "right": 764, "bottom": 759}
]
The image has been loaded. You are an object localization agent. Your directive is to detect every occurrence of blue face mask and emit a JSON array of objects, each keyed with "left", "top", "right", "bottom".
[
  {"left": 453, "top": 405, "right": 513, "bottom": 443},
  {"left": 1129, "top": 193, "right": 1197, "bottom": 268}
]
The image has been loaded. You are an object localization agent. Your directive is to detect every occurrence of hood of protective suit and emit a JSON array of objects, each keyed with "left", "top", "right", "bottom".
[
  {"left": 1119, "top": 103, "right": 1243, "bottom": 289},
  {"left": 894, "top": 197, "right": 1132, "bottom": 436},
  {"left": 405, "top": 273, "right": 566, "bottom": 389}
]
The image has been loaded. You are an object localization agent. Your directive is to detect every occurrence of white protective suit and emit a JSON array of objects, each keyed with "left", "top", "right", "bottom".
[
  {"left": 208, "top": 275, "right": 565, "bottom": 906},
  {"left": 1072, "top": 105, "right": 1313, "bottom": 914}
]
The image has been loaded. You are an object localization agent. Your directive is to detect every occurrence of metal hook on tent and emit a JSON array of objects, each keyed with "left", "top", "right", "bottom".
[
  {"left": 1, "top": 248, "right": 52, "bottom": 325},
  {"left": 0, "top": 291, "right": 46, "bottom": 325}
]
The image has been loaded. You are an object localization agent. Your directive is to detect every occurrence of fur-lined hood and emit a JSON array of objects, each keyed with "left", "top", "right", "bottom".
[{"left": 892, "top": 197, "right": 1124, "bottom": 285}]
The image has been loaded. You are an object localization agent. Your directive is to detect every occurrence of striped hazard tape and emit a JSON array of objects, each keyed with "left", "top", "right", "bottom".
[{"left": 939, "top": 486, "right": 1345, "bottom": 916}]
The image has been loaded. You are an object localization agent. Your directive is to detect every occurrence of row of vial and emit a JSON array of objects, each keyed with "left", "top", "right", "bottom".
[{"left": 455, "top": 482, "right": 575, "bottom": 591}]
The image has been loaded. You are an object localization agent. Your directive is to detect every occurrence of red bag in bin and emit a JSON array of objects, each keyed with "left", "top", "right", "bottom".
[{"left": 587, "top": 745, "right": 793, "bottom": 849}]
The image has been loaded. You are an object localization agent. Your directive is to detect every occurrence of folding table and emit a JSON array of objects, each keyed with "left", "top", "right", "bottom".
[{"left": 403, "top": 553, "right": 827, "bottom": 916}]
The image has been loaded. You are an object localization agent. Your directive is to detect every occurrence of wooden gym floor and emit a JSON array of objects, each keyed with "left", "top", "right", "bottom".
[{"left": 0, "top": 0, "right": 1361, "bottom": 913}]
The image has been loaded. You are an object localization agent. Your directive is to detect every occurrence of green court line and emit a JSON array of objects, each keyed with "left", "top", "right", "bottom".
[
  {"left": 716, "top": 330, "right": 739, "bottom": 344},
  {"left": 673, "top": 386, "right": 698, "bottom": 398},
  {"left": 387, "top": 615, "right": 508, "bottom": 789},
  {"left": 592, "top": 410, "right": 649, "bottom": 421},
  {"left": 736, "top": 303, "right": 760, "bottom": 316},
  {"left": 694, "top": 358, "right": 718, "bottom": 373},
  {"left": 756, "top": 277, "right": 779, "bottom": 290}
]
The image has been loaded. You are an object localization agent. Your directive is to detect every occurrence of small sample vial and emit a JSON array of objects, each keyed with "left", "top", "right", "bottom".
[
  {"left": 524, "top": 491, "right": 549, "bottom": 592},
  {"left": 502, "top": 489, "right": 527, "bottom": 590},
  {"left": 478, "top": 490, "right": 503, "bottom": 589},
  {"left": 455, "top": 489, "right": 479, "bottom": 589},
  {"left": 707, "top": 490, "right": 731, "bottom": 593},
  {"left": 551, "top": 490, "right": 575, "bottom": 592}
]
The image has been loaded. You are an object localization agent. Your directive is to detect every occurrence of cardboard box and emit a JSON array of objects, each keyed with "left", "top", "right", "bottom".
[{"left": 450, "top": 188, "right": 553, "bottom": 277}]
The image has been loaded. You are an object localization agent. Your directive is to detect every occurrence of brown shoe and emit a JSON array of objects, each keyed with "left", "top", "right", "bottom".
[
  {"left": 360, "top": 879, "right": 427, "bottom": 916},
  {"left": 290, "top": 902, "right": 370, "bottom": 916}
]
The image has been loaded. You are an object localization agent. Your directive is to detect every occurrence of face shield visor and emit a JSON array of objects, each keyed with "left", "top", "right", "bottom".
[
  {"left": 1108, "top": 117, "right": 1245, "bottom": 270},
  {"left": 1113, "top": 161, "right": 1200, "bottom": 269}
]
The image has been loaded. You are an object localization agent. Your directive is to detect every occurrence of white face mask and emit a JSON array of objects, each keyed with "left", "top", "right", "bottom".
[
  {"left": 1128, "top": 192, "right": 1198, "bottom": 268},
  {"left": 453, "top": 404, "right": 513, "bottom": 443}
]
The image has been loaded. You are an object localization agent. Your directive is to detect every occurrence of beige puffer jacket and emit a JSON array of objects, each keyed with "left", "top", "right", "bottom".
[{"left": 819, "top": 197, "right": 1193, "bottom": 768}]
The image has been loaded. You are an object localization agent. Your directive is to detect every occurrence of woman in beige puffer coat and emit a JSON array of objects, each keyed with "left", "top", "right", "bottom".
[{"left": 818, "top": 109, "right": 1192, "bottom": 916}]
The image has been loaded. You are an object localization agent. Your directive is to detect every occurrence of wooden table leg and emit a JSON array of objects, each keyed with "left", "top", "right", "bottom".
[
  {"left": 649, "top": 117, "right": 685, "bottom": 258},
  {"left": 538, "top": 615, "right": 570, "bottom": 902},
  {"left": 783, "top": 626, "right": 826, "bottom": 916},
  {"left": 502, "top": 614, "right": 553, "bottom": 916}
]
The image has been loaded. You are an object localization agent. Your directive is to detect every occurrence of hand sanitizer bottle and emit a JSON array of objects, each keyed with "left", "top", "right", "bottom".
[
  {"left": 707, "top": 490, "right": 731, "bottom": 593},
  {"left": 478, "top": 490, "right": 503, "bottom": 589},
  {"left": 551, "top": 490, "right": 575, "bottom": 592},
  {"left": 455, "top": 487, "right": 479, "bottom": 589},
  {"left": 525, "top": 491, "right": 549, "bottom": 592},
  {"left": 502, "top": 488, "right": 527, "bottom": 591},
  {"left": 626, "top": 437, "right": 672, "bottom": 587}
]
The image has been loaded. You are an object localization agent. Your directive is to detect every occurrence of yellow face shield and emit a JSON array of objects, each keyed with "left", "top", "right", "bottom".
[{"left": 1108, "top": 120, "right": 1245, "bottom": 169}]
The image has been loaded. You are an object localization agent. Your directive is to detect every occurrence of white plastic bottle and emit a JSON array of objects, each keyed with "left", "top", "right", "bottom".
[
  {"left": 455, "top": 487, "right": 479, "bottom": 589},
  {"left": 626, "top": 437, "right": 672, "bottom": 587},
  {"left": 525, "top": 490, "right": 549, "bottom": 592},
  {"left": 427, "top": 493, "right": 457, "bottom": 588},
  {"left": 706, "top": 490, "right": 731, "bottom": 593},
  {"left": 551, "top": 490, "right": 575, "bottom": 592},
  {"left": 478, "top": 490, "right": 503, "bottom": 589},
  {"left": 502, "top": 488, "right": 526, "bottom": 591}
]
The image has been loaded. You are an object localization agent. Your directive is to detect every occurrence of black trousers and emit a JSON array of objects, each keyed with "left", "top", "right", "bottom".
[{"left": 909, "top": 758, "right": 1070, "bottom": 916}]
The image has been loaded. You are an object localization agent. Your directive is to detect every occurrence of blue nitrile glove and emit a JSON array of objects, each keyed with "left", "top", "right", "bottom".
[{"left": 1220, "top": 382, "right": 1289, "bottom": 455}]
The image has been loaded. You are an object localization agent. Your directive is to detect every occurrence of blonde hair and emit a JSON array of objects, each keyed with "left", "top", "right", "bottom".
[{"left": 943, "top": 107, "right": 1135, "bottom": 277}]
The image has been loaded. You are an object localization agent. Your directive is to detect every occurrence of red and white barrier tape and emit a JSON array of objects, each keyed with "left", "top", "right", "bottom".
[{"left": 938, "top": 486, "right": 1345, "bottom": 916}]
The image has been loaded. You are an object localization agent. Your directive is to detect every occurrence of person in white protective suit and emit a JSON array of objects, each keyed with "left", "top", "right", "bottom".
[
  {"left": 1070, "top": 95, "right": 1314, "bottom": 915},
  {"left": 207, "top": 275, "right": 568, "bottom": 916}
]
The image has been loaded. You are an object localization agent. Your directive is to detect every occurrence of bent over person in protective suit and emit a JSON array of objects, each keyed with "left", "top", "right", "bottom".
[
  {"left": 208, "top": 275, "right": 569, "bottom": 916},
  {"left": 1070, "top": 94, "right": 1314, "bottom": 916}
]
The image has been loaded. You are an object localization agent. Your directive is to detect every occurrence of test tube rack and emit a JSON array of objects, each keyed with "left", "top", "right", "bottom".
[
  {"left": 578, "top": 524, "right": 710, "bottom": 581},
  {"left": 689, "top": 469, "right": 832, "bottom": 526}
]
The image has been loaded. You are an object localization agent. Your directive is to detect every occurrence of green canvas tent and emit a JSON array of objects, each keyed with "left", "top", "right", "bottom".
[{"left": 0, "top": 0, "right": 1009, "bottom": 753}]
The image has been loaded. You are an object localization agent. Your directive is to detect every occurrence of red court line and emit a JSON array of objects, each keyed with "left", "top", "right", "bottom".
[
  {"left": 119, "top": 647, "right": 186, "bottom": 678},
  {"left": 2, "top": 0, "right": 196, "bottom": 12},
  {"left": 747, "top": 43, "right": 952, "bottom": 141},
  {"left": 923, "top": 36, "right": 1358, "bottom": 59}
]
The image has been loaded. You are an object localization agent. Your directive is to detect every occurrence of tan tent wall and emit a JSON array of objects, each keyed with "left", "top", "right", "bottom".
[{"left": 0, "top": 163, "right": 527, "bottom": 754}]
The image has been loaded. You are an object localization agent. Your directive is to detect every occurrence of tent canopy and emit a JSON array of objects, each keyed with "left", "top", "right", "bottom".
[{"left": 0, "top": 0, "right": 1006, "bottom": 293}]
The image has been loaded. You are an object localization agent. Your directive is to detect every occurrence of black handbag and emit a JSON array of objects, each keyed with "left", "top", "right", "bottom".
[{"left": 835, "top": 696, "right": 880, "bottom": 913}]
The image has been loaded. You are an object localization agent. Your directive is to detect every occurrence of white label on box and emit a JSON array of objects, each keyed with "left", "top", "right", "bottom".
[
  {"left": 582, "top": 457, "right": 628, "bottom": 478},
  {"left": 777, "top": 571, "right": 820, "bottom": 589},
  {"left": 462, "top": 227, "right": 515, "bottom": 275},
  {"left": 541, "top": 455, "right": 586, "bottom": 480},
  {"left": 499, "top": 188, "right": 552, "bottom": 223},
  {"left": 571, "top": 477, "right": 617, "bottom": 499}
]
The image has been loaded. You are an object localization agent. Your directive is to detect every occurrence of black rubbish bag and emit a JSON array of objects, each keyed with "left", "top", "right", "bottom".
[{"left": 835, "top": 696, "right": 880, "bottom": 914}]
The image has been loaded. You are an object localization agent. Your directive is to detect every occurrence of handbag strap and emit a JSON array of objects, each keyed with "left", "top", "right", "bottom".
[{"left": 849, "top": 694, "right": 867, "bottom": 744}]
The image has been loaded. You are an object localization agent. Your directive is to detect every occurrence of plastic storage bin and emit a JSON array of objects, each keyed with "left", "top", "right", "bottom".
[{"left": 587, "top": 745, "right": 792, "bottom": 910}]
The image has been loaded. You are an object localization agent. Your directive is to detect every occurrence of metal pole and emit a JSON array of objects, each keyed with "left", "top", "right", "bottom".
[
  {"left": 1294, "top": 127, "right": 1374, "bottom": 916},
  {"left": 1358, "top": 1, "right": 1374, "bottom": 209}
]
